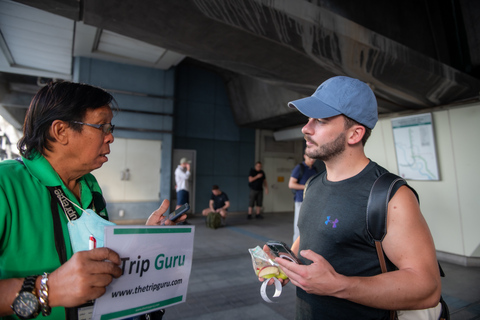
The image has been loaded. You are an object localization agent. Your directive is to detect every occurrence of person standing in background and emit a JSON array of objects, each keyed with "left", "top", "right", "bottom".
[
  {"left": 288, "top": 152, "right": 318, "bottom": 243},
  {"left": 175, "top": 157, "right": 191, "bottom": 209},
  {"left": 248, "top": 161, "right": 268, "bottom": 219}
]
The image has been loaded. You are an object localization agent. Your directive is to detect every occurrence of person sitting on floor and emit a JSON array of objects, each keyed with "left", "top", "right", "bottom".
[{"left": 202, "top": 185, "right": 230, "bottom": 224}]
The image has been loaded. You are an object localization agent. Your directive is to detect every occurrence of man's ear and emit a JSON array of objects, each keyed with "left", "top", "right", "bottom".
[
  {"left": 50, "top": 120, "right": 69, "bottom": 145},
  {"left": 347, "top": 125, "right": 365, "bottom": 145}
]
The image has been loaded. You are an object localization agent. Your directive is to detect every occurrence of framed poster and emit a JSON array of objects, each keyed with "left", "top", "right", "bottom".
[{"left": 391, "top": 113, "right": 439, "bottom": 180}]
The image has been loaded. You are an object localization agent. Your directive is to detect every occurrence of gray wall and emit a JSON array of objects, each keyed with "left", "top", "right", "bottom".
[
  {"left": 73, "top": 57, "right": 256, "bottom": 217},
  {"left": 174, "top": 63, "right": 256, "bottom": 213}
]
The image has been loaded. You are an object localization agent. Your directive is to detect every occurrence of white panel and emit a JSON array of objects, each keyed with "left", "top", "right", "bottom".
[
  {"left": 263, "top": 157, "right": 295, "bottom": 213},
  {"left": 408, "top": 111, "right": 464, "bottom": 256},
  {"left": 0, "top": 0, "right": 73, "bottom": 75},
  {"left": 73, "top": 22, "right": 185, "bottom": 70},
  {"left": 98, "top": 30, "right": 165, "bottom": 64},
  {"left": 273, "top": 125, "right": 303, "bottom": 141},
  {"left": 365, "top": 119, "right": 389, "bottom": 170},
  {"left": 155, "top": 50, "right": 186, "bottom": 69},
  {"left": 124, "top": 139, "right": 161, "bottom": 201},
  {"left": 449, "top": 104, "right": 480, "bottom": 257},
  {"left": 92, "top": 138, "right": 127, "bottom": 202},
  {"left": 92, "top": 138, "right": 161, "bottom": 203}
]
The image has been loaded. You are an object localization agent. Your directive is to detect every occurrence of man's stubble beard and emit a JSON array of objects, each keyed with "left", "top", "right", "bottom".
[{"left": 305, "top": 132, "right": 346, "bottom": 162}]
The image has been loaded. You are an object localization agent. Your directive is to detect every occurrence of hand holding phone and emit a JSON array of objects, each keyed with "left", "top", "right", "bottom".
[
  {"left": 168, "top": 203, "right": 189, "bottom": 222},
  {"left": 266, "top": 240, "right": 302, "bottom": 264}
]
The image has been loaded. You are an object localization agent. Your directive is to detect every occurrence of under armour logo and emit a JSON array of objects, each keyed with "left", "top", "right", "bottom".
[{"left": 325, "top": 216, "right": 338, "bottom": 228}]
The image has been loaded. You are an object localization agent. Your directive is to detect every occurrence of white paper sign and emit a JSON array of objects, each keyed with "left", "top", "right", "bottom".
[{"left": 91, "top": 225, "right": 195, "bottom": 320}]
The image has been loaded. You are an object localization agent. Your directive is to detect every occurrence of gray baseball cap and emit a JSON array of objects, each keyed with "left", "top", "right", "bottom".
[
  {"left": 288, "top": 76, "right": 378, "bottom": 129},
  {"left": 180, "top": 157, "right": 191, "bottom": 164}
]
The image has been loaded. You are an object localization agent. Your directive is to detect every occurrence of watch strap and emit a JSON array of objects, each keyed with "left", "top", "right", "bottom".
[
  {"left": 12, "top": 276, "right": 41, "bottom": 319},
  {"left": 21, "top": 276, "right": 38, "bottom": 295}
]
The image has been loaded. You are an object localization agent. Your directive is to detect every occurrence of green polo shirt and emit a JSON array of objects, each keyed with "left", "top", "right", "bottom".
[{"left": 0, "top": 152, "right": 108, "bottom": 319}]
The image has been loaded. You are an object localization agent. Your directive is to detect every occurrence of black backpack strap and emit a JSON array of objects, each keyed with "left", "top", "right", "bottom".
[
  {"left": 366, "top": 173, "right": 412, "bottom": 320},
  {"left": 366, "top": 172, "right": 411, "bottom": 242}
]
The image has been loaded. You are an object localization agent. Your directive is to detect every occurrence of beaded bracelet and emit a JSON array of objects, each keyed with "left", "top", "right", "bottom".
[{"left": 39, "top": 273, "right": 51, "bottom": 316}]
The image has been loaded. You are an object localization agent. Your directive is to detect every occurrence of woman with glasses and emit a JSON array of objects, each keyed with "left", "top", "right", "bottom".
[{"left": 0, "top": 81, "right": 183, "bottom": 319}]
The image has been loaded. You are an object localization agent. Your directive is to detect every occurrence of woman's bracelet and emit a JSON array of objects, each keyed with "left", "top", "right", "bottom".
[{"left": 39, "top": 272, "right": 51, "bottom": 316}]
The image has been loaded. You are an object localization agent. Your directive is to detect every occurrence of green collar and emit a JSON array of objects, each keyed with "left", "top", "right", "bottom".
[
  {"left": 22, "top": 152, "right": 63, "bottom": 187},
  {"left": 22, "top": 151, "right": 92, "bottom": 210}
]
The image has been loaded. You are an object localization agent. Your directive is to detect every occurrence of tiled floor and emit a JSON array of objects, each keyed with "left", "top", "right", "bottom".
[{"left": 163, "top": 211, "right": 480, "bottom": 319}]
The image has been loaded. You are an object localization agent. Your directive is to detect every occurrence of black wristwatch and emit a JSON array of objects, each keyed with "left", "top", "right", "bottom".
[{"left": 11, "top": 276, "right": 41, "bottom": 319}]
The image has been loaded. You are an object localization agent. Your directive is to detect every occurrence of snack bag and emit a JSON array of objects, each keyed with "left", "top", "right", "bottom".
[
  {"left": 248, "top": 246, "right": 288, "bottom": 279},
  {"left": 248, "top": 246, "right": 287, "bottom": 303}
]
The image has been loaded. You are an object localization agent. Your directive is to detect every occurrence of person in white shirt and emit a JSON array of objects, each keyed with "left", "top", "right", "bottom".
[{"left": 175, "top": 157, "right": 191, "bottom": 209}]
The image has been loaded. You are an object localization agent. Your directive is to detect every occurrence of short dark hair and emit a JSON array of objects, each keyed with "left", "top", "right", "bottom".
[
  {"left": 212, "top": 185, "right": 219, "bottom": 190},
  {"left": 17, "top": 81, "right": 116, "bottom": 159},
  {"left": 343, "top": 116, "right": 372, "bottom": 146}
]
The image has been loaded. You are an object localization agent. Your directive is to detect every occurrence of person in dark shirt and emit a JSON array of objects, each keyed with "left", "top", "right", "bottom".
[
  {"left": 260, "top": 76, "right": 441, "bottom": 319},
  {"left": 248, "top": 161, "right": 268, "bottom": 219},
  {"left": 202, "top": 185, "right": 230, "bottom": 223},
  {"left": 288, "top": 152, "right": 318, "bottom": 243}
]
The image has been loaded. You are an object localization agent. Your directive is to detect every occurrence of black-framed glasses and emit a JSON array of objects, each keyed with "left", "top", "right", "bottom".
[{"left": 71, "top": 121, "right": 115, "bottom": 134}]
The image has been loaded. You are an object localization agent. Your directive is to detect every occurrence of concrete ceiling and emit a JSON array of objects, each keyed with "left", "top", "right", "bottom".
[{"left": 1, "top": 0, "right": 479, "bottom": 132}]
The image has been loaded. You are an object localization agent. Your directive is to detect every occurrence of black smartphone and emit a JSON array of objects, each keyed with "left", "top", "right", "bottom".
[
  {"left": 266, "top": 240, "right": 302, "bottom": 264},
  {"left": 168, "top": 203, "right": 190, "bottom": 221}
]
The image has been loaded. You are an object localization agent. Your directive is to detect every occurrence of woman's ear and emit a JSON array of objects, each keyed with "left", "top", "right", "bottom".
[{"left": 50, "top": 120, "right": 69, "bottom": 145}]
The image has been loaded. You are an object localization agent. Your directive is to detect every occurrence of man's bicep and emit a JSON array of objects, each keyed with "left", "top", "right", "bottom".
[{"left": 382, "top": 186, "right": 438, "bottom": 272}]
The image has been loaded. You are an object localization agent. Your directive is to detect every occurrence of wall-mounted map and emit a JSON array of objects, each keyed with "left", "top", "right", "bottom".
[{"left": 391, "top": 113, "right": 439, "bottom": 180}]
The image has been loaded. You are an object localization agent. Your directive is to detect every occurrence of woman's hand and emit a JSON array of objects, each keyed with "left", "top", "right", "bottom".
[
  {"left": 47, "top": 248, "right": 122, "bottom": 307},
  {"left": 146, "top": 199, "right": 187, "bottom": 226}
]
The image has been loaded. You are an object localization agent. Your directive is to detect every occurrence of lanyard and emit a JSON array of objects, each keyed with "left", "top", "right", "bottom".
[
  {"left": 46, "top": 186, "right": 106, "bottom": 320},
  {"left": 49, "top": 186, "right": 81, "bottom": 221}
]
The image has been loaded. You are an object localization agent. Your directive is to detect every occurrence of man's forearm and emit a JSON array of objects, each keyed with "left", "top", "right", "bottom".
[{"left": 333, "top": 269, "right": 441, "bottom": 310}]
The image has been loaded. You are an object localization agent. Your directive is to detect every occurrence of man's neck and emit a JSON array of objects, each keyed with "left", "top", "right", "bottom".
[{"left": 324, "top": 153, "right": 370, "bottom": 182}]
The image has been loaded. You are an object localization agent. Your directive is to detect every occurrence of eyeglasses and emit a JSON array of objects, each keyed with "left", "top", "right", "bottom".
[{"left": 71, "top": 121, "right": 115, "bottom": 134}]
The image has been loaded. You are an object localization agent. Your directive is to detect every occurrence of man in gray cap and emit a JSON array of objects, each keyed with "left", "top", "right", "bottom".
[{"left": 264, "top": 76, "right": 442, "bottom": 319}]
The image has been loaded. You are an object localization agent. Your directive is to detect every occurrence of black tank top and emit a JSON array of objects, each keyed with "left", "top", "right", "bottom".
[{"left": 296, "top": 161, "right": 402, "bottom": 320}]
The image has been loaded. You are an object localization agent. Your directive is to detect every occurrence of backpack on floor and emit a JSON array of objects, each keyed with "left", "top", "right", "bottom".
[{"left": 206, "top": 211, "right": 222, "bottom": 229}]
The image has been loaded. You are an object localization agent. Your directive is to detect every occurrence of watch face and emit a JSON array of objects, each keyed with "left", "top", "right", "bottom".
[{"left": 12, "top": 291, "right": 39, "bottom": 318}]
